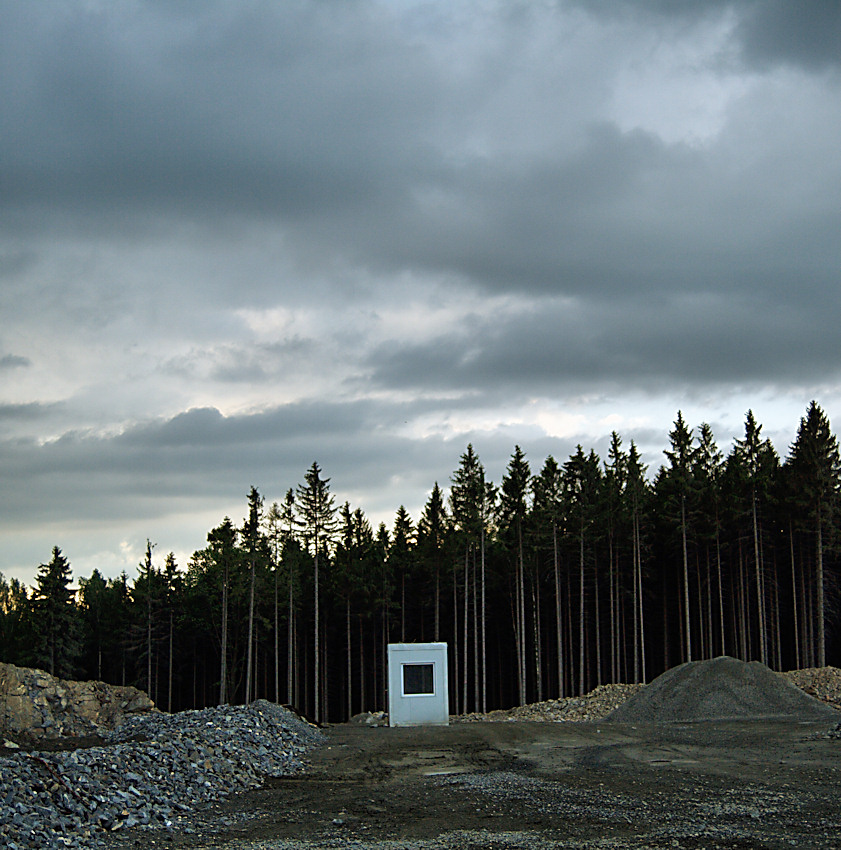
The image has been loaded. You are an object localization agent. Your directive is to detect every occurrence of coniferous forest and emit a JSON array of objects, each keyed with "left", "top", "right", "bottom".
[{"left": 3, "top": 401, "right": 841, "bottom": 723}]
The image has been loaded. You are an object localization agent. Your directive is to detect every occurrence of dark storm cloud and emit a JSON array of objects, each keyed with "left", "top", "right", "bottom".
[
  {"left": 3, "top": 1, "right": 838, "bottom": 304},
  {"left": 0, "top": 0, "right": 433, "bottom": 224}
]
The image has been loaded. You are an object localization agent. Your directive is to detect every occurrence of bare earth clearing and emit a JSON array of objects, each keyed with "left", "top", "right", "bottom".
[{"left": 98, "top": 662, "right": 841, "bottom": 850}]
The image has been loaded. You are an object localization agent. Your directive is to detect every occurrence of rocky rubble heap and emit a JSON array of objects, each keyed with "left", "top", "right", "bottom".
[
  {"left": 779, "top": 667, "right": 841, "bottom": 711},
  {"left": 458, "top": 683, "right": 645, "bottom": 723},
  {"left": 0, "top": 662, "right": 154, "bottom": 739},
  {"left": 0, "top": 699, "right": 324, "bottom": 849}
]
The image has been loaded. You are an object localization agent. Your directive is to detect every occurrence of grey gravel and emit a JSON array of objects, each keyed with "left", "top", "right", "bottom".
[
  {"left": 606, "top": 655, "right": 841, "bottom": 723},
  {"left": 0, "top": 699, "right": 324, "bottom": 849}
]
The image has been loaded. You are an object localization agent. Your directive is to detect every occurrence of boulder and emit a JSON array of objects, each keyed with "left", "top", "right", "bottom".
[{"left": 0, "top": 662, "right": 155, "bottom": 739}]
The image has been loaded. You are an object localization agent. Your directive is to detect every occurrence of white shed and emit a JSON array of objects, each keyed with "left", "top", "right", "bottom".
[{"left": 387, "top": 642, "right": 449, "bottom": 727}]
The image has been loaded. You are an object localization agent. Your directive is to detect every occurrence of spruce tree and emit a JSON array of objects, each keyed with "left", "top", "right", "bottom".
[
  {"left": 418, "top": 483, "right": 448, "bottom": 642},
  {"left": 787, "top": 401, "right": 841, "bottom": 667},
  {"left": 657, "top": 412, "right": 697, "bottom": 662},
  {"left": 242, "top": 486, "right": 264, "bottom": 705},
  {"left": 33, "top": 547, "right": 80, "bottom": 679},
  {"left": 500, "top": 445, "right": 531, "bottom": 704},
  {"left": 532, "top": 455, "right": 564, "bottom": 696},
  {"left": 296, "top": 462, "right": 337, "bottom": 722}
]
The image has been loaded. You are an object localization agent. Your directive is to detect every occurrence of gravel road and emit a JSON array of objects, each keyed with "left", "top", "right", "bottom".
[{"left": 102, "top": 718, "right": 841, "bottom": 850}]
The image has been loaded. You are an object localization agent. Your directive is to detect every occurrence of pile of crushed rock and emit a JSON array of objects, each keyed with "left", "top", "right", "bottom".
[
  {"left": 458, "top": 683, "right": 645, "bottom": 723},
  {"left": 607, "top": 656, "right": 841, "bottom": 723},
  {"left": 458, "top": 660, "right": 841, "bottom": 723},
  {"left": 0, "top": 699, "right": 324, "bottom": 849}
]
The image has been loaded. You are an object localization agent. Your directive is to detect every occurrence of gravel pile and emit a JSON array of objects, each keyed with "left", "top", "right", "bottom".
[
  {"left": 0, "top": 699, "right": 324, "bottom": 849},
  {"left": 606, "top": 656, "right": 841, "bottom": 723},
  {"left": 458, "top": 663, "right": 841, "bottom": 725}
]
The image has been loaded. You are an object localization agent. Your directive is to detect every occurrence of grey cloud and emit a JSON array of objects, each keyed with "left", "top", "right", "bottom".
[
  {"left": 367, "top": 290, "right": 841, "bottom": 394},
  {"left": 0, "top": 1, "right": 434, "bottom": 225},
  {"left": 737, "top": 0, "right": 841, "bottom": 71},
  {"left": 574, "top": 0, "right": 841, "bottom": 72},
  {"left": 0, "top": 401, "right": 52, "bottom": 421},
  {"left": 0, "top": 399, "right": 454, "bottom": 532},
  {"left": 0, "top": 354, "right": 31, "bottom": 370},
  {"left": 163, "top": 339, "right": 316, "bottom": 384}
]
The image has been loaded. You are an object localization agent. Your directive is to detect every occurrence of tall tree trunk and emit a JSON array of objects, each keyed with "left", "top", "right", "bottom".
[
  {"left": 608, "top": 536, "right": 616, "bottom": 684},
  {"left": 636, "top": 511, "right": 646, "bottom": 682},
  {"left": 681, "top": 495, "right": 692, "bottom": 662},
  {"left": 790, "top": 523, "right": 801, "bottom": 669},
  {"left": 434, "top": 564, "right": 440, "bottom": 642},
  {"left": 245, "top": 557, "right": 256, "bottom": 705},
  {"left": 579, "top": 524, "right": 585, "bottom": 695},
  {"left": 462, "top": 548, "right": 469, "bottom": 713},
  {"left": 481, "top": 527, "right": 487, "bottom": 714},
  {"left": 314, "top": 547, "right": 321, "bottom": 722},
  {"left": 533, "top": 572, "right": 543, "bottom": 702},
  {"left": 752, "top": 493, "right": 767, "bottom": 665},
  {"left": 632, "top": 519, "right": 639, "bottom": 683},
  {"left": 472, "top": 551, "right": 479, "bottom": 713},
  {"left": 346, "top": 598, "right": 352, "bottom": 719},
  {"left": 553, "top": 522, "right": 563, "bottom": 698},
  {"left": 274, "top": 567, "right": 280, "bottom": 703},
  {"left": 452, "top": 564, "right": 459, "bottom": 714},
  {"left": 716, "top": 525, "right": 725, "bottom": 657},
  {"left": 513, "top": 563, "right": 524, "bottom": 705},
  {"left": 220, "top": 558, "right": 229, "bottom": 705},
  {"left": 358, "top": 617, "right": 365, "bottom": 713},
  {"left": 816, "top": 498, "right": 826, "bottom": 668},
  {"left": 168, "top": 609, "right": 173, "bottom": 713}
]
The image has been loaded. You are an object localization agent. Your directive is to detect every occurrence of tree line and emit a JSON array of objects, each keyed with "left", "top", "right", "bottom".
[{"left": 2, "top": 401, "right": 840, "bottom": 723}]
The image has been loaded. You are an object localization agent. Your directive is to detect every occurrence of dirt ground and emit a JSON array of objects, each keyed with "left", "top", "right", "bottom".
[{"left": 104, "top": 717, "right": 841, "bottom": 850}]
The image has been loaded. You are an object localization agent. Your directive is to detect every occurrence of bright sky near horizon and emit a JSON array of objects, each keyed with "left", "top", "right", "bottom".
[{"left": 2, "top": 0, "right": 841, "bottom": 587}]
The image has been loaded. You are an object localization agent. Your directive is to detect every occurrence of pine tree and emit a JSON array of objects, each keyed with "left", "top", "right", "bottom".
[
  {"left": 787, "top": 402, "right": 841, "bottom": 667},
  {"left": 532, "top": 455, "right": 564, "bottom": 696},
  {"left": 658, "top": 412, "right": 697, "bottom": 662},
  {"left": 694, "top": 424, "right": 726, "bottom": 660},
  {"left": 449, "top": 445, "right": 493, "bottom": 712},
  {"left": 603, "top": 433, "right": 627, "bottom": 684},
  {"left": 243, "top": 486, "right": 264, "bottom": 705},
  {"left": 731, "top": 411, "right": 779, "bottom": 664},
  {"left": 564, "top": 446, "right": 602, "bottom": 693},
  {"left": 418, "top": 483, "right": 448, "bottom": 642},
  {"left": 163, "top": 552, "right": 182, "bottom": 712},
  {"left": 499, "top": 446, "right": 531, "bottom": 704},
  {"left": 137, "top": 540, "right": 158, "bottom": 697},
  {"left": 207, "top": 517, "right": 237, "bottom": 704},
  {"left": 391, "top": 506, "right": 416, "bottom": 642},
  {"left": 33, "top": 547, "right": 80, "bottom": 678},
  {"left": 296, "top": 462, "right": 338, "bottom": 722},
  {"left": 627, "top": 441, "right": 648, "bottom": 682},
  {"left": 78, "top": 569, "right": 108, "bottom": 680}
]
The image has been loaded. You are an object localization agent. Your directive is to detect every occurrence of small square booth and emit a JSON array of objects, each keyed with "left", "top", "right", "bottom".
[{"left": 387, "top": 642, "right": 449, "bottom": 727}]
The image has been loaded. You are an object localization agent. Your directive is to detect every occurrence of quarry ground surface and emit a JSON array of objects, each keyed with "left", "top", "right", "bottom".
[{"left": 103, "top": 716, "right": 841, "bottom": 850}]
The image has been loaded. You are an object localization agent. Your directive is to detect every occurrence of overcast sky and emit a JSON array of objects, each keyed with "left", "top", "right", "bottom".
[{"left": 2, "top": 0, "right": 840, "bottom": 587}]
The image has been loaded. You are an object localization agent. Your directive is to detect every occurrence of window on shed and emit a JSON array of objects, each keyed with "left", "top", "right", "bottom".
[{"left": 402, "top": 662, "right": 434, "bottom": 695}]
